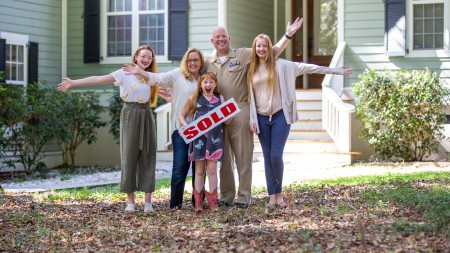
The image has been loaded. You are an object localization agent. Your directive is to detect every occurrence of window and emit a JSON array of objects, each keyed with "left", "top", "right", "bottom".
[
  {"left": 407, "top": 0, "right": 450, "bottom": 57},
  {"left": 101, "top": 0, "right": 168, "bottom": 64},
  {"left": 0, "top": 32, "right": 29, "bottom": 87}
]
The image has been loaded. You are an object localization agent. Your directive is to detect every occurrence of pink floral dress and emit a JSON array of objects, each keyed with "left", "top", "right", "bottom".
[{"left": 189, "top": 94, "right": 224, "bottom": 161}]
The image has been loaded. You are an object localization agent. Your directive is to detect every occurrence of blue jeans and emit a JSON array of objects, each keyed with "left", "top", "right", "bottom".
[
  {"left": 257, "top": 110, "right": 291, "bottom": 195},
  {"left": 170, "top": 130, "right": 195, "bottom": 208}
]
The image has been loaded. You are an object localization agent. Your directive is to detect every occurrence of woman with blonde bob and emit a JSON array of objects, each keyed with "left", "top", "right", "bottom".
[
  {"left": 248, "top": 34, "right": 351, "bottom": 208},
  {"left": 58, "top": 45, "right": 159, "bottom": 213},
  {"left": 123, "top": 48, "right": 207, "bottom": 210}
]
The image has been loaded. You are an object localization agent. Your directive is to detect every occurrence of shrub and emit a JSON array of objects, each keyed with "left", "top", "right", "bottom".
[
  {"left": 0, "top": 76, "right": 105, "bottom": 172},
  {"left": 58, "top": 91, "right": 106, "bottom": 166},
  {"left": 2, "top": 82, "right": 65, "bottom": 173},
  {"left": 0, "top": 72, "right": 25, "bottom": 170},
  {"left": 354, "top": 68, "right": 449, "bottom": 161}
]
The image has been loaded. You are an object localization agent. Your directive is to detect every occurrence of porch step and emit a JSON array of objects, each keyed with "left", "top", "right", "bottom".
[
  {"left": 288, "top": 129, "right": 331, "bottom": 140},
  {"left": 298, "top": 109, "right": 322, "bottom": 121},
  {"left": 253, "top": 140, "right": 355, "bottom": 165},
  {"left": 254, "top": 140, "right": 338, "bottom": 153},
  {"left": 291, "top": 119, "right": 323, "bottom": 130}
]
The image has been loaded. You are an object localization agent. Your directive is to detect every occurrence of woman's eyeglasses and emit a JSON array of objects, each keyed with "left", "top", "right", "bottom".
[{"left": 139, "top": 54, "right": 154, "bottom": 60}]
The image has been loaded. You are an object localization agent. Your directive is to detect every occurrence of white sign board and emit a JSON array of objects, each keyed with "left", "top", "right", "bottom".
[{"left": 180, "top": 98, "right": 241, "bottom": 144}]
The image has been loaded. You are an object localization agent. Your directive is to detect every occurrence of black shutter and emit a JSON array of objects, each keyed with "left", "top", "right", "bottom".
[
  {"left": 384, "top": 0, "right": 406, "bottom": 56},
  {"left": 28, "top": 42, "right": 38, "bottom": 84},
  {"left": 168, "top": 0, "right": 188, "bottom": 61},
  {"left": 84, "top": 0, "right": 100, "bottom": 63},
  {"left": 0, "top": 39, "right": 5, "bottom": 73}
]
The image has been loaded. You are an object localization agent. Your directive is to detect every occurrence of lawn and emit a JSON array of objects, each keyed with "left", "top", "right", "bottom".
[{"left": 0, "top": 172, "right": 449, "bottom": 252}]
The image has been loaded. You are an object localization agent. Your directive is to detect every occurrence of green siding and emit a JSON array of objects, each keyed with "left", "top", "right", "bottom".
[
  {"left": 188, "top": 0, "right": 219, "bottom": 58},
  {"left": 0, "top": 0, "right": 62, "bottom": 86},
  {"left": 66, "top": 0, "right": 119, "bottom": 90},
  {"left": 344, "top": 0, "right": 450, "bottom": 87},
  {"left": 227, "top": 0, "right": 274, "bottom": 49}
]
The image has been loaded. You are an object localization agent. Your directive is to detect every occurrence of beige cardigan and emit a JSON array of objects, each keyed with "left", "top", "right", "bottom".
[{"left": 249, "top": 59, "right": 344, "bottom": 134}]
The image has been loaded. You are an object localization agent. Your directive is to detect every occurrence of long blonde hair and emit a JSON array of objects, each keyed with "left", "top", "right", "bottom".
[
  {"left": 132, "top": 45, "right": 159, "bottom": 107},
  {"left": 179, "top": 48, "right": 205, "bottom": 81},
  {"left": 247, "top": 34, "right": 277, "bottom": 101},
  {"left": 187, "top": 72, "right": 219, "bottom": 117}
]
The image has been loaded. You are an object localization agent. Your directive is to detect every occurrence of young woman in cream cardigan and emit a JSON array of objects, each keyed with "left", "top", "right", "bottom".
[{"left": 248, "top": 34, "right": 351, "bottom": 208}]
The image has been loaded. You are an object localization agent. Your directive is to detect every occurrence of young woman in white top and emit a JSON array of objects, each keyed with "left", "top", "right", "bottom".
[{"left": 58, "top": 45, "right": 159, "bottom": 213}]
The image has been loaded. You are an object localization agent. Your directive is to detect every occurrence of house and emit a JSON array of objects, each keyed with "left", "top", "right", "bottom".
[{"left": 1, "top": 0, "right": 449, "bottom": 170}]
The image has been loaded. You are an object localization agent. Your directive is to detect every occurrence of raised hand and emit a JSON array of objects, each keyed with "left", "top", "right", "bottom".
[
  {"left": 286, "top": 17, "right": 303, "bottom": 37},
  {"left": 123, "top": 62, "right": 144, "bottom": 76}
]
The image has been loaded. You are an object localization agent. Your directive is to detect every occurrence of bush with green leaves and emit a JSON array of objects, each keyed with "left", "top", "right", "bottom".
[
  {"left": 354, "top": 68, "right": 449, "bottom": 161},
  {"left": 1, "top": 81, "right": 65, "bottom": 173},
  {"left": 58, "top": 91, "right": 106, "bottom": 166},
  {"left": 108, "top": 86, "right": 122, "bottom": 142},
  {"left": 0, "top": 72, "right": 25, "bottom": 170},
  {"left": 1, "top": 75, "right": 106, "bottom": 172}
]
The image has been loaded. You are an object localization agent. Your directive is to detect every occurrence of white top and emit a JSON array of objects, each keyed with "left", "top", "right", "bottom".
[
  {"left": 147, "top": 68, "right": 197, "bottom": 132},
  {"left": 112, "top": 69, "right": 151, "bottom": 103}
]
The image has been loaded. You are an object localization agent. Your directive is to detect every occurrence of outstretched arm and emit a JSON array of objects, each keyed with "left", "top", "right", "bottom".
[
  {"left": 295, "top": 63, "right": 352, "bottom": 76},
  {"left": 273, "top": 17, "right": 303, "bottom": 58},
  {"left": 57, "top": 74, "right": 115, "bottom": 92}
]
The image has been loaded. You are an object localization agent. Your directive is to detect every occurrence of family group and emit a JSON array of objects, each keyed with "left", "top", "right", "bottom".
[{"left": 57, "top": 17, "right": 350, "bottom": 213}]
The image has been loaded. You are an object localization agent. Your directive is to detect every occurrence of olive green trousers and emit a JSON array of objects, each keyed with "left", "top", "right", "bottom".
[{"left": 119, "top": 102, "right": 156, "bottom": 193}]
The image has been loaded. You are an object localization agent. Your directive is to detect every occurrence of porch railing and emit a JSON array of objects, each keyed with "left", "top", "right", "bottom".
[
  {"left": 322, "top": 42, "right": 355, "bottom": 152},
  {"left": 154, "top": 103, "right": 172, "bottom": 151}
]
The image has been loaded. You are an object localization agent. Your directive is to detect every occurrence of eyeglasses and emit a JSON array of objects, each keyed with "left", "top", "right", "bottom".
[
  {"left": 139, "top": 54, "right": 154, "bottom": 60},
  {"left": 187, "top": 59, "right": 200, "bottom": 63}
]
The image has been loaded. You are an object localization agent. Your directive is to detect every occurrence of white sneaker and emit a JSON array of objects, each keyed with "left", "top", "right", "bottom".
[
  {"left": 125, "top": 203, "right": 136, "bottom": 212},
  {"left": 144, "top": 202, "right": 154, "bottom": 213}
]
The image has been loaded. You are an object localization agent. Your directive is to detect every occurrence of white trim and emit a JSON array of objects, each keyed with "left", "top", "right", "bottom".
[
  {"left": 338, "top": 0, "right": 344, "bottom": 43},
  {"left": 0, "top": 32, "right": 29, "bottom": 87},
  {"left": 406, "top": 0, "right": 450, "bottom": 58},
  {"left": 303, "top": 0, "right": 309, "bottom": 88},
  {"left": 274, "top": 0, "right": 277, "bottom": 41},
  {"left": 218, "top": 0, "right": 227, "bottom": 26},
  {"left": 99, "top": 0, "right": 170, "bottom": 64},
  {"left": 61, "top": 0, "right": 67, "bottom": 79},
  {"left": 285, "top": 0, "right": 293, "bottom": 59}
]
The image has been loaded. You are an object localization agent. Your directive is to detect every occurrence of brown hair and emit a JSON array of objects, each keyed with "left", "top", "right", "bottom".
[
  {"left": 132, "top": 45, "right": 159, "bottom": 107},
  {"left": 247, "top": 34, "right": 278, "bottom": 102},
  {"left": 179, "top": 48, "right": 205, "bottom": 81},
  {"left": 187, "top": 72, "right": 219, "bottom": 117}
]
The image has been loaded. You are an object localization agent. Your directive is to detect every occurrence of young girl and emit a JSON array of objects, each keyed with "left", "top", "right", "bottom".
[
  {"left": 58, "top": 45, "right": 159, "bottom": 213},
  {"left": 179, "top": 72, "right": 226, "bottom": 212}
]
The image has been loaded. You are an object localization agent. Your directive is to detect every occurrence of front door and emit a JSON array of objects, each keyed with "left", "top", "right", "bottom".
[{"left": 292, "top": 0, "right": 338, "bottom": 89}]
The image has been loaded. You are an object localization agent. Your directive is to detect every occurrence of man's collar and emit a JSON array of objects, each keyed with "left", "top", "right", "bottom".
[{"left": 209, "top": 47, "right": 235, "bottom": 63}]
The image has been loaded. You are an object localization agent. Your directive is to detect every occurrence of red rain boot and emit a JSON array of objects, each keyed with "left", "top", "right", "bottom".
[
  {"left": 193, "top": 188, "right": 204, "bottom": 213},
  {"left": 205, "top": 188, "right": 219, "bottom": 212}
]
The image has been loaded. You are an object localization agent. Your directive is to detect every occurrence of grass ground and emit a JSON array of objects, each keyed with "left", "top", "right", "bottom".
[{"left": 0, "top": 171, "right": 449, "bottom": 252}]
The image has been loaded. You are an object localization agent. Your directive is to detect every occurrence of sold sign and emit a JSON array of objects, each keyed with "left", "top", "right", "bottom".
[{"left": 180, "top": 98, "right": 241, "bottom": 144}]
